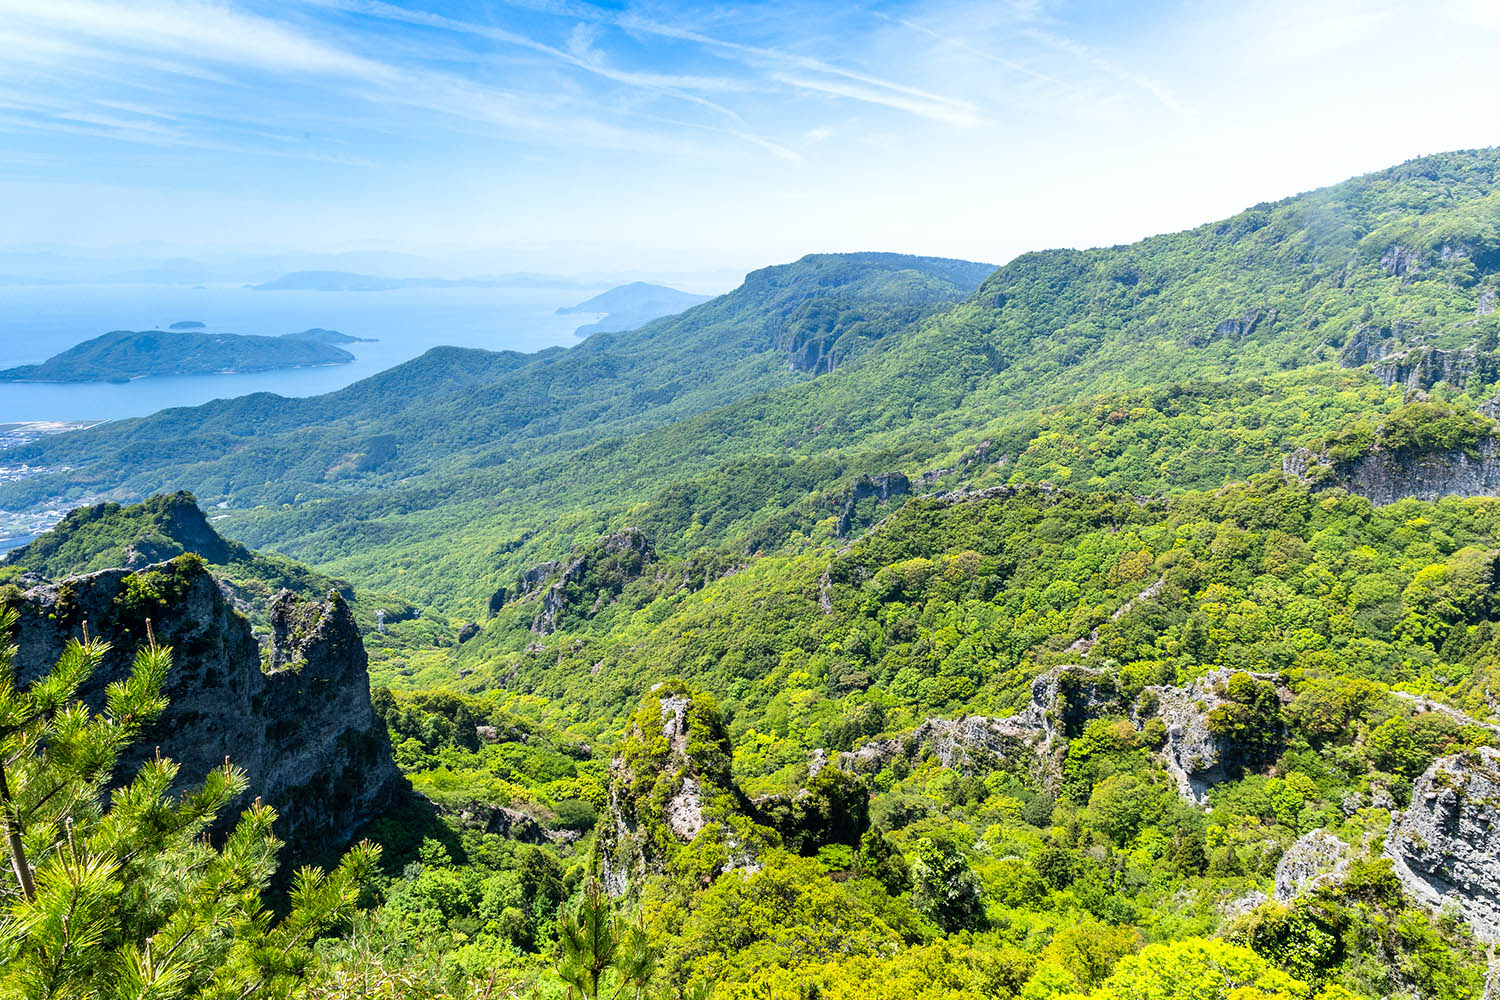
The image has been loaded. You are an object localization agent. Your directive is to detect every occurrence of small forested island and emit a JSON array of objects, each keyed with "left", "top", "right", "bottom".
[
  {"left": 0, "top": 328, "right": 356, "bottom": 382},
  {"left": 283, "top": 326, "right": 376, "bottom": 345},
  {"left": 558, "top": 280, "right": 713, "bottom": 336}
]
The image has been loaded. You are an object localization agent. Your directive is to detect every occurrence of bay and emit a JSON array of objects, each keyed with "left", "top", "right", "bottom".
[{"left": 0, "top": 281, "right": 610, "bottom": 422}]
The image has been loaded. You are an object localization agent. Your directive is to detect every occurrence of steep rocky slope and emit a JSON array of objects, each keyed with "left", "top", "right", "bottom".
[
  {"left": 7, "top": 555, "right": 405, "bottom": 850},
  {"left": 1285, "top": 439, "right": 1500, "bottom": 505},
  {"left": 1386, "top": 747, "right": 1500, "bottom": 941}
]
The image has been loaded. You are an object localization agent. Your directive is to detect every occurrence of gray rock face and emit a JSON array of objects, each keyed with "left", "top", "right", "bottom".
[
  {"left": 449, "top": 802, "right": 551, "bottom": 844},
  {"left": 835, "top": 473, "right": 911, "bottom": 537},
  {"left": 1386, "top": 747, "right": 1500, "bottom": 942},
  {"left": 1274, "top": 830, "right": 1351, "bottom": 903},
  {"left": 1286, "top": 438, "right": 1500, "bottom": 506},
  {"left": 601, "top": 689, "right": 720, "bottom": 895},
  {"left": 532, "top": 529, "right": 655, "bottom": 636},
  {"left": 1338, "top": 324, "right": 1402, "bottom": 368},
  {"left": 848, "top": 665, "right": 1284, "bottom": 805},
  {"left": 1148, "top": 668, "right": 1286, "bottom": 805},
  {"left": 1381, "top": 244, "right": 1425, "bottom": 279},
  {"left": 10, "top": 559, "right": 404, "bottom": 853},
  {"left": 1213, "top": 308, "right": 1275, "bottom": 342},
  {"left": 1372, "top": 346, "right": 1500, "bottom": 393},
  {"left": 845, "top": 665, "right": 1118, "bottom": 778}
]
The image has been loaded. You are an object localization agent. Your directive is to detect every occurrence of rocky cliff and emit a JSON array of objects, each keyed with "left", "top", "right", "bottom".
[
  {"left": 600, "top": 683, "right": 748, "bottom": 894},
  {"left": 1284, "top": 439, "right": 1500, "bottom": 505},
  {"left": 846, "top": 665, "right": 1285, "bottom": 806},
  {"left": 845, "top": 665, "right": 1122, "bottom": 782},
  {"left": 1148, "top": 668, "right": 1288, "bottom": 805},
  {"left": 1371, "top": 345, "right": 1500, "bottom": 393},
  {"left": 8, "top": 556, "right": 405, "bottom": 852},
  {"left": 531, "top": 529, "right": 655, "bottom": 636},
  {"left": 1386, "top": 747, "right": 1500, "bottom": 942},
  {"left": 601, "top": 682, "right": 866, "bottom": 894},
  {"left": 1273, "top": 829, "right": 1351, "bottom": 903}
]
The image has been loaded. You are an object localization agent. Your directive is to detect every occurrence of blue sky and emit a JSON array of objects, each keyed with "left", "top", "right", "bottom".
[{"left": 2, "top": 0, "right": 1498, "bottom": 276}]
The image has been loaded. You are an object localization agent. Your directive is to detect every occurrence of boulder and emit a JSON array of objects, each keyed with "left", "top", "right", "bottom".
[{"left": 1274, "top": 829, "right": 1351, "bottom": 903}]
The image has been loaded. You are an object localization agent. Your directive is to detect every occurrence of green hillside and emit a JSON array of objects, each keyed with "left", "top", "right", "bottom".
[
  {"left": 224, "top": 151, "right": 1500, "bottom": 610},
  {"left": 8, "top": 151, "right": 1500, "bottom": 998},
  {"left": 0, "top": 491, "right": 414, "bottom": 629}
]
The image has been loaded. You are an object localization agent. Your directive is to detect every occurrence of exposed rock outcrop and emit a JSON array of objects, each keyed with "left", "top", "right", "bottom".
[
  {"left": 9, "top": 557, "right": 405, "bottom": 853},
  {"left": 531, "top": 529, "right": 655, "bottom": 636},
  {"left": 1386, "top": 747, "right": 1500, "bottom": 942},
  {"left": 601, "top": 685, "right": 739, "bottom": 894},
  {"left": 1372, "top": 346, "right": 1500, "bottom": 392},
  {"left": 1213, "top": 308, "right": 1275, "bottom": 342},
  {"left": 448, "top": 802, "right": 551, "bottom": 844},
  {"left": 845, "top": 665, "right": 1119, "bottom": 778},
  {"left": 1285, "top": 439, "right": 1500, "bottom": 505},
  {"left": 1274, "top": 829, "right": 1351, "bottom": 903},
  {"left": 601, "top": 683, "right": 866, "bottom": 894},
  {"left": 1337, "top": 324, "right": 1402, "bottom": 368},
  {"left": 835, "top": 473, "right": 911, "bottom": 538},
  {"left": 1149, "top": 668, "right": 1288, "bottom": 805},
  {"left": 844, "top": 664, "right": 1287, "bottom": 806}
]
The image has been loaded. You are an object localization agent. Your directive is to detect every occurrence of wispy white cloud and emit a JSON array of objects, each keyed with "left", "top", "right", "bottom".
[
  {"left": 615, "top": 12, "right": 983, "bottom": 126},
  {"left": 0, "top": 0, "right": 772, "bottom": 160},
  {"left": 1020, "top": 27, "right": 1194, "bottom": 121}
]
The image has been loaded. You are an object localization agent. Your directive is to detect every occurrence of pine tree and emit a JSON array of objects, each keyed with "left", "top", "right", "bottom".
[
  {"left": 0, "top": 609, "right": 379, "bottom": 998},
  {"left": 555, "top": 880, "right": 654, "bottom": 1000}
]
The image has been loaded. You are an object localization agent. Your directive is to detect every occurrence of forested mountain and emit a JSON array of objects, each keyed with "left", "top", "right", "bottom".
[{"left": 7, "top": 150, "right": 1500, "bottom": 998}]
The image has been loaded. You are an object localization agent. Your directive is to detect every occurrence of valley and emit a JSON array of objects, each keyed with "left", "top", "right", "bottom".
[{"left": 7, "top": 150, "right": 1500, "bottom": 998}]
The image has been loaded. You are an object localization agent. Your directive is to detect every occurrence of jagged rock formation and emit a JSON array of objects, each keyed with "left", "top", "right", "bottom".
[
  {"left": 1285, "top": 439, "right": 1500, "bottom": 505},
  {"left": 835, "top": 473, "right": 911, "bottom": 537},
  {"left": 1386, "top": 747, "right": 1500, "bottom": 942},
  {"left": 1337, "top": 324, "right": 1403, "bottom": 367},
  {"left": 448, "top": 802, "right": 553, "bottom": 844},
  {"left": 8, "top": 557, "right": 405, "bottom": 852},
  {"left": 1213, "top": 307, "right": 1275, "bottom": 342},
  {"left": 531, "top": 529, "right": 655, "bottom": 636},
  {"left": 846, "top": 665, "right": 1286, "bottom": 806},
  {"left": 1150, "top": 668, "right": 1287, "bottom": 805},
  {"left": 1372, "top": 346, "right": 1500, "bottom": 392},
  {"left": 601, "top": 684, "right": 741, "bottom": 894},
  {"left": 1274, "top": 830, "right": 1351, "bottom": 903},
  {"left": 601, "top": 682, "right": 866, "bottom": 894},
  {"left": 845, "top": 665, "right": 1119, "bottom": 778}
]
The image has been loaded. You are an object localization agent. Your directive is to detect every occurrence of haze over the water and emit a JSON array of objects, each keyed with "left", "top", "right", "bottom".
[{"left": 3, "top": 0, "right": 1500, "bottom": 278}]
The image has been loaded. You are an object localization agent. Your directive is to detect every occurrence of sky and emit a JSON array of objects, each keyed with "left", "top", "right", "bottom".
[{"left": 1, "top": 0, "right": 1498, "bottom": 278}]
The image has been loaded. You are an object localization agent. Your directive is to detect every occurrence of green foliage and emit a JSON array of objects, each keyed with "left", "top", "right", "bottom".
[
  {"left": 0, "top": 328, "right": 353, "bottom": 383},
  {"left": 556, "top": 880, "right": 655, "bottom": 1000},
  {"left": 0, "top": 612, "right": 378, "bottom": 998}
]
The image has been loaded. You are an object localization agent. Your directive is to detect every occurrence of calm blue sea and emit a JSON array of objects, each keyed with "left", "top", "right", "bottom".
[{"left": 0, "top": 281, "right": 610, "bottom": 422}]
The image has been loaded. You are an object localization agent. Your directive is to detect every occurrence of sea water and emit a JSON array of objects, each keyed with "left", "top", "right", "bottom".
[{"left": 0, "top": 281, "right": 610, "bottom": 422}]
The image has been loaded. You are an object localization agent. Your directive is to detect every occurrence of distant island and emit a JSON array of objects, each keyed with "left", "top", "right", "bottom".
[
  {"left": 168, "top": 320, "right": 206, "bottom": 330},
  {"left": 252, "top": 270, "right": 600, "bottom": 292},
  {"left": 282, "top": 327, "right": 375, "bottom": 345},
  {"left": 0, "top": 329, "right": 356, "bottom": 383},
  {"left": 558, "top": 281, "right": 712, "bottom": 337}
]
